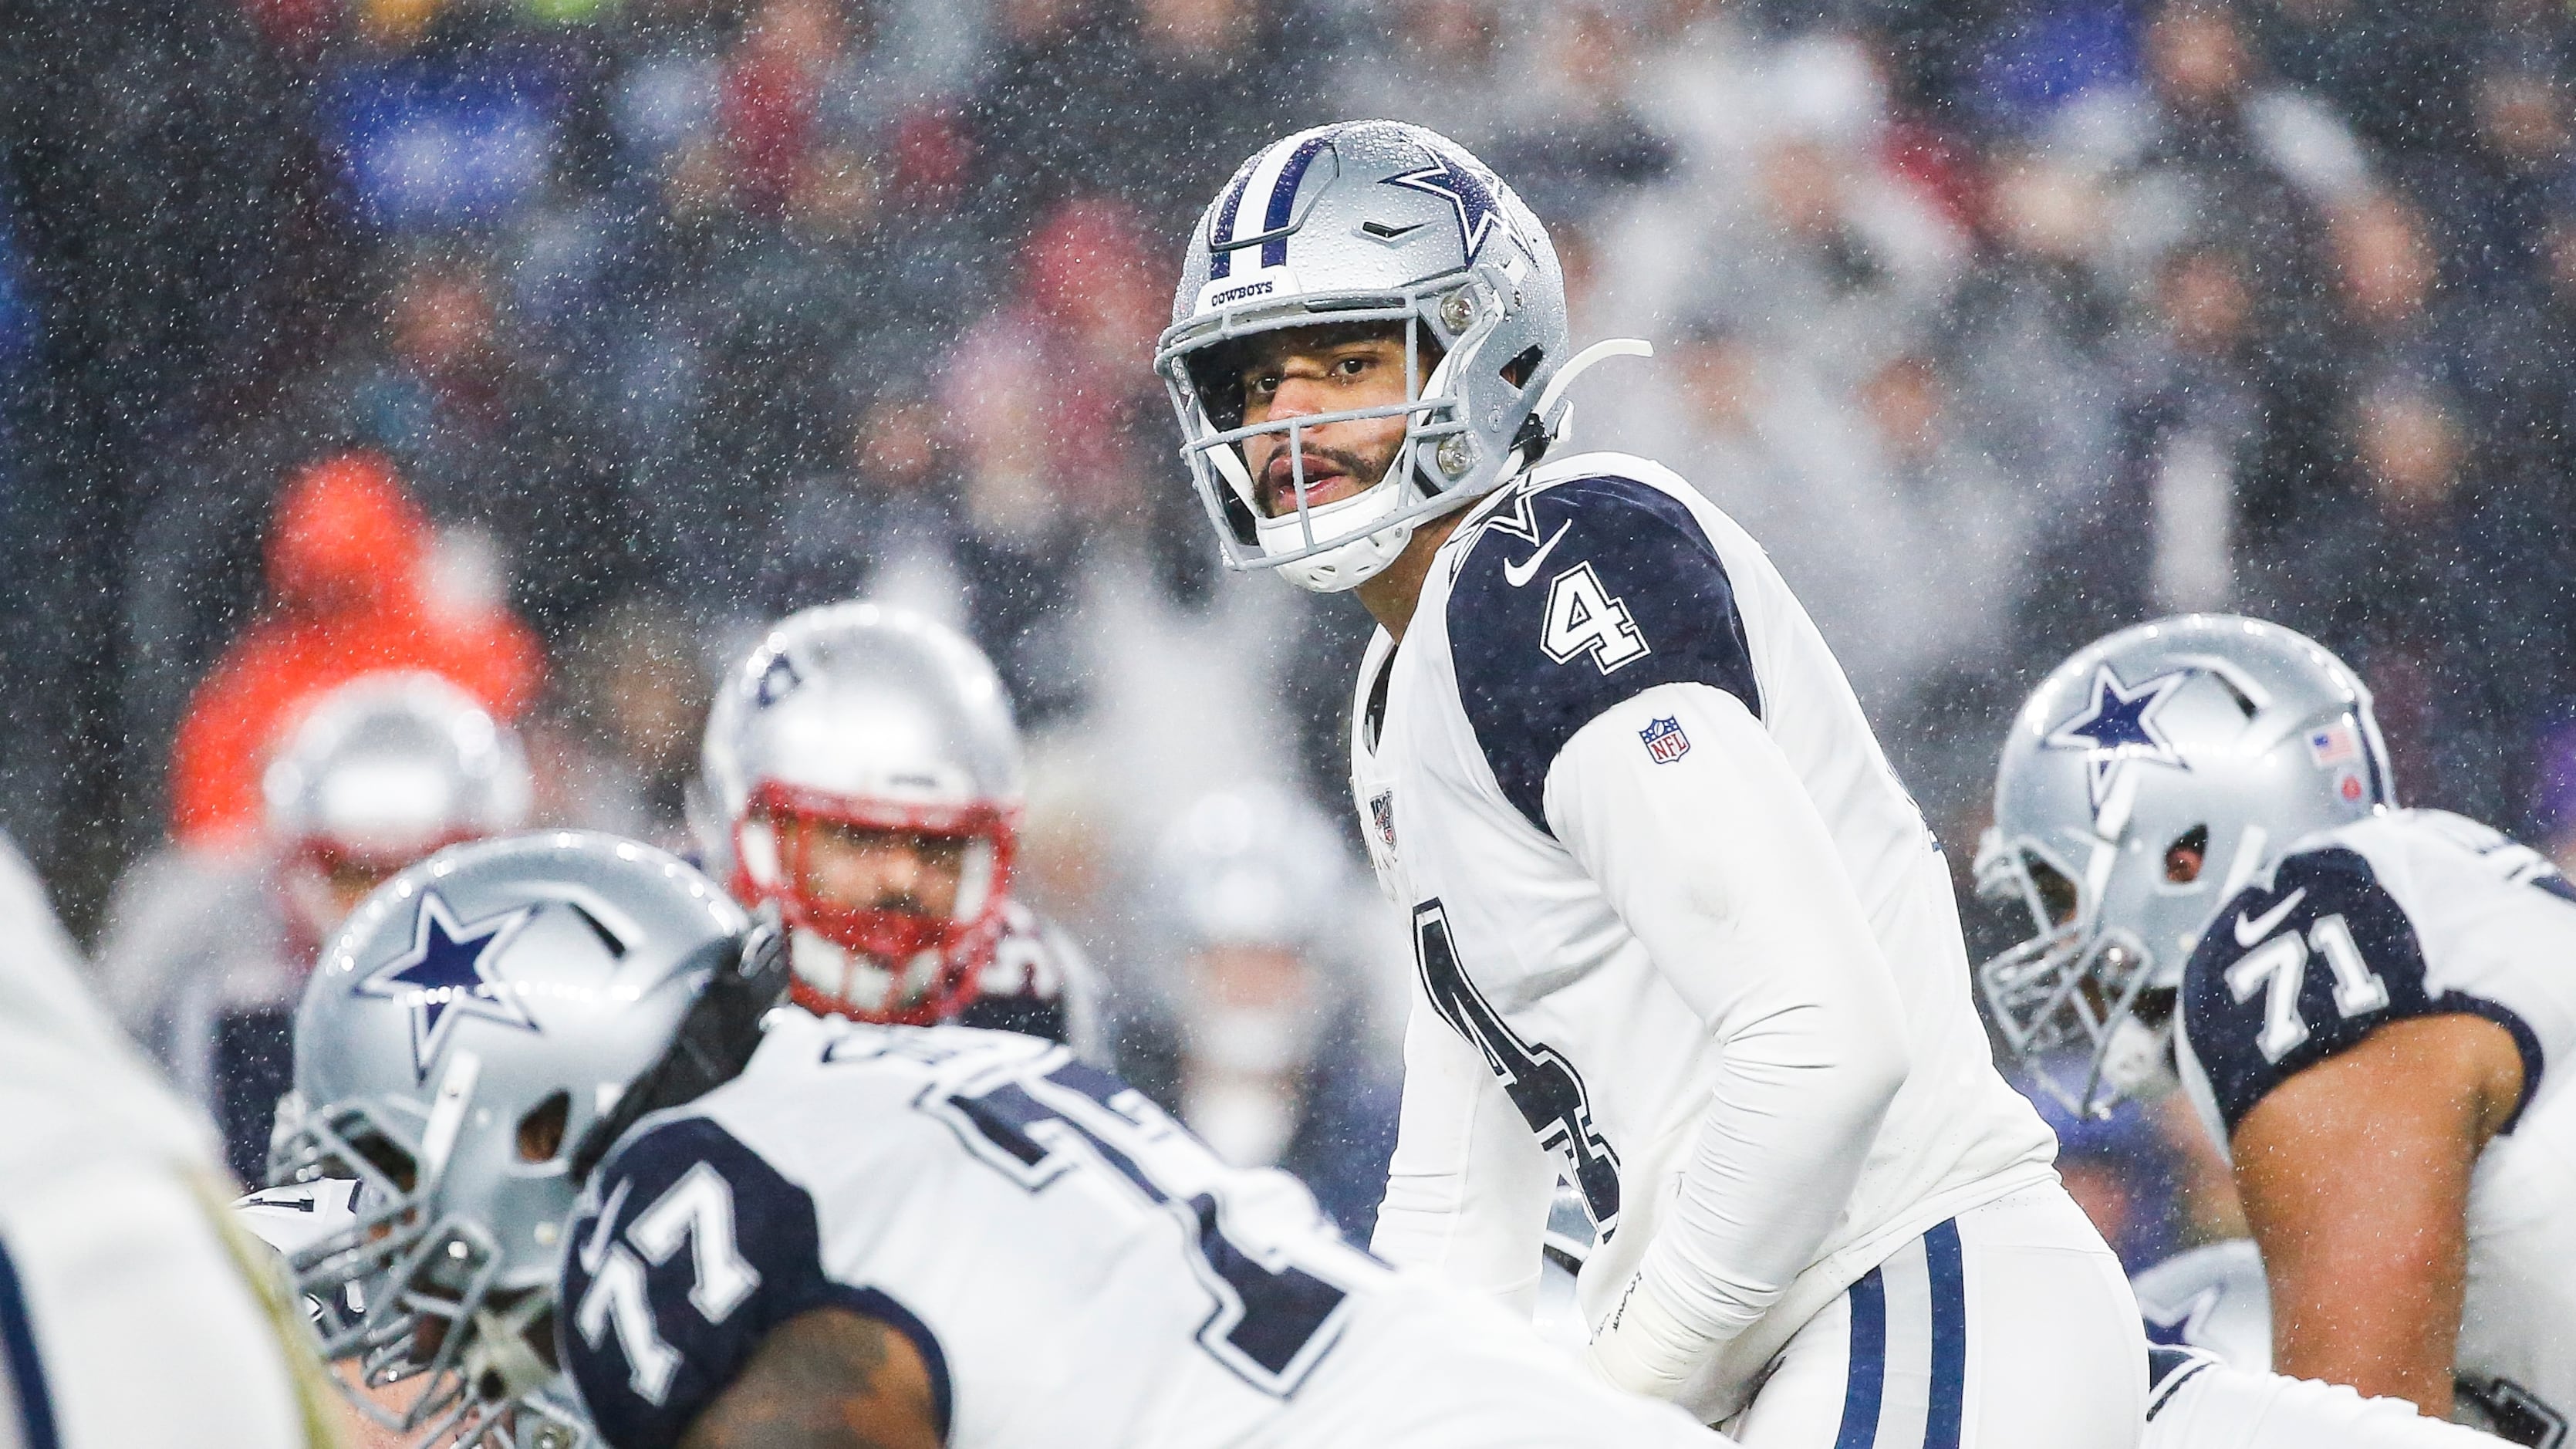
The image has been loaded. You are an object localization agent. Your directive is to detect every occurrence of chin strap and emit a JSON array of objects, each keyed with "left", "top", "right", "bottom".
[{"left": 1534, "top": 337, "right": 1654, "bottom": 451}]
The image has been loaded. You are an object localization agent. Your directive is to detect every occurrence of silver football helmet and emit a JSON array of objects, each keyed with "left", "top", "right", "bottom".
[
  {"left": 1977, "top": 615, "right": 2393, "bottom": 1118},
  {"left": 1156, "top": 119, "right": 1644, "bottom": 593},
  {"left": 700, "top": 602, "right": 1024, "bottom": 1024},
  {"left": 269, "top": 829, "right": 751, "bottom": 1447},
  {"left": 264, "top": 671, "right": 534, "bottom": 938}
]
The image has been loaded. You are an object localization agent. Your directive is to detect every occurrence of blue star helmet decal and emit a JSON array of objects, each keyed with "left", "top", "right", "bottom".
[
  {"left": 1382, "top": 148, "right": 1504, "bottom": 260},
  {"left": 356, "top": 890, "right": 543, "bottom": 1079},
  {"left": 755, "top": 651, "right": 802, "bottom": 708},
  {"left": 2142, "top": 1282, "right": 2224, "bottom": 1349},
  {"left": 2044, "top": 664, "right": 2193, "bottom": 810}
]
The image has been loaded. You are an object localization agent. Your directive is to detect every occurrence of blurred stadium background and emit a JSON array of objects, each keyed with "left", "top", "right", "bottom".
[{"left": 6, "top": 0, "right": 2576, "bottom": 1262}]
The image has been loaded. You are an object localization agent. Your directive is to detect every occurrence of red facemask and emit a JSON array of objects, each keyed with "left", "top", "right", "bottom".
[{"left": 731, "top": 779, "right": 1018, "bottom": 1025}]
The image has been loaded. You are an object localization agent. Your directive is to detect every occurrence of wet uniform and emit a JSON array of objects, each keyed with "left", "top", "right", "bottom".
[
  {"left": 559, "top": 1013, "right": 1724, "bottom": 1448},
  {"left": 2177, "top": 809, "right": 2576, "bottom": 1445},
  {"left": 1349, "top": 451, "right": 2140, "bottom": 1441}
]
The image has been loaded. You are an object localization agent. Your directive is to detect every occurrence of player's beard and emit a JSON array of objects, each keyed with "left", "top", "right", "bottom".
[{"left": 1256, "top": 435, "right": 1403, "bottom": 518}]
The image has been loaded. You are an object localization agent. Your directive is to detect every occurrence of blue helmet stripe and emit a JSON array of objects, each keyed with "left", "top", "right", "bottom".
[
  {"left": 1259, "top": 135, "right": 1333, "bottom": 269},
  {"left": 1207, "top": 164, "right": 1257, "bottom": 282}
]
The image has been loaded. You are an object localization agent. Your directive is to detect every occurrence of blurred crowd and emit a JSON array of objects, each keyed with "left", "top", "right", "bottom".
[{"left": 8, "top": 0, "right": 2576, "bottom": 1269}]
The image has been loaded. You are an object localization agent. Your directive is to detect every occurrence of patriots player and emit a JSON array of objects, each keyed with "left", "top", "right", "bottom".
[
  {"left": 1156, "top": 119, "right": 2143, "bottom": 1441},
  {"left": 265, "top": 829, "right": 1729, "bottom": 1446},
  {"left": 1982, "top": 615, "right": 2576, "bottom": 1444},
  {"left": 104, "top": 670, "right": 532, "bottom": 1184},
  {"left": 697, "top": 602, "right": 1101, "bottom": 1055}
]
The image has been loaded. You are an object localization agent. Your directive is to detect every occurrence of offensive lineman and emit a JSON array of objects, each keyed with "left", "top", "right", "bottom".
[
  {"left": 267, "top": 830, "right": 1727, "bottom": 1446},
  {"left": 697, "top": 602, "right": 1102, "bottom": 1055},
  {"left": 1982, "top": 614, "right": 2574, "bottom": 1444},
  {"left": 1154, "top": 119, "right": 2142, "bottom": 1441}
]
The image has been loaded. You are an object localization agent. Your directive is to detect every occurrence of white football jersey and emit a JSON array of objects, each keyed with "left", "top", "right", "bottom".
[
  {"left": 1349, "top": 451, "right": 2058, "bottom": 1399},
  {"left": 0, "top": 833, "right": 328, "bottom": 1448},
  {"left": 2176, "top": 808, "right": 2576, "bottom": 1443},
  {"left": 559, "top": 1012, "right": 1720, "bottom": 1448}
]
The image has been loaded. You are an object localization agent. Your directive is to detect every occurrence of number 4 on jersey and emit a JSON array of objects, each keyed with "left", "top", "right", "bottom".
[
  {"left": 1413, "top": 902, "right": 1623, "bottom": 1233},
  {"left": 1540, "top": 562, "right": 1649, "bottom": 674}
]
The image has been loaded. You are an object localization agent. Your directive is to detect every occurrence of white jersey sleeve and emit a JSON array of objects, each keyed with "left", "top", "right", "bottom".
[
  {"left": 1369, "top": 993, "right": 1558, "bottom": 1310},
  {"left": 1548, "top": 677, "right": 1906, "bottom": 1375}
]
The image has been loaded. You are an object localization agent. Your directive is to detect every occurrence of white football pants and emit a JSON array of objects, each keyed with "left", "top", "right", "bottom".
[
  {"left": 2146, "top": 1351, "right": 2512, "bottom": 1448},
  {"left": 0, "top": 1158, "right": 329, "bottom": 1449},
  {"left": 1720, "top": 1187, "right": 2146, "bottom": 1449}
]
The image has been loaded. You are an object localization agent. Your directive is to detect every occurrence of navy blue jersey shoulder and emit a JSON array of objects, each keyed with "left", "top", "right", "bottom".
[
  {"left": 2182, "top": 846, "right": 2542, "bottom": 1134},
  {"left": 1445, "top": 472, "right": 1761, "bottom": 833},
  {"left": 559, "top": 1114, "right": 951, "bottom": 1449}
]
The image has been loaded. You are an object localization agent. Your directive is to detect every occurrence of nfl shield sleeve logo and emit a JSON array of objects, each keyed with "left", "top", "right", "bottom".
[{"left": 1640, "top": 716, "right": 1690, "bottom": 764}]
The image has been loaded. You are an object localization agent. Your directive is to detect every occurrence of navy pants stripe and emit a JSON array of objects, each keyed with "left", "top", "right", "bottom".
[
  {"left": 1924, "top": 1220, "right": 1967, "bottom": 1449},
  {"left": 0, "top": 1238, "right": 60, "bottom": 1449},
  {"left": 1830, "top": 1218, "right": 1969, "bottom": 1449},
  {"left": 1833, "top": 1265, "right": 1889, "bottom": 1449}
]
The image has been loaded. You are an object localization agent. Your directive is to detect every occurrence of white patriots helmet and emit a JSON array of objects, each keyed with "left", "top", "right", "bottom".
[
  {"left": 699, "top": 602, "right": 1023, "bottom": 1025},
  {"left": 268, "top": 830, "right": 752, "bottom": 1447},
  {"left": 263, "top": 671, "right": 534, "bottom": 936},
  {"left": 1156, "top": 119, "right": 1642, "bottom": 593},
  {"left": 1152, "top": 784, "right": 1352, "bottom": 956},
  {"left": 1976, "top": 615, "right": 2393, "bottom": 1119}
]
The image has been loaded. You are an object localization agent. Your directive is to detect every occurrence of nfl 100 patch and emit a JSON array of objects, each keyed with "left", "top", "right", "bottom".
[
  {"left": 1639, "top": 715, "right": 1690, "bottom": 764},
  {"left": 1369, "top": 790, "right": 1397, "bottom": 851}
]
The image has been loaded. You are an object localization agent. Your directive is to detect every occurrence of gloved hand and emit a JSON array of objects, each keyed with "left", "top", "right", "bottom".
[{"left": 1585, "top": 1269, "right": 1712, "bottom": 1402}]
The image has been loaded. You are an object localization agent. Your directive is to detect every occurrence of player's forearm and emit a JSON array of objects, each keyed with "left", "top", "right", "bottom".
[
  {"left": 1604, "top": 993, "right": 1905, "bottom": 1381},
  {"left": 1372, "top": 1002, "right": 1556, "bottom": 1307},
  {"left": 1552, "top": 684, "right": 1909, "bottom": 1376},
  {"left": 2256, "top": 1189, "right": 2469, "bottom": 1414}
]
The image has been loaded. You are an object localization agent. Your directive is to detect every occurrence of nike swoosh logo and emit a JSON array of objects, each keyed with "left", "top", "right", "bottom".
[
  {"left": 1502, "top": 520, "right": 1573, "bottom": 587},
  {"left": 2233, "top": 887, "right": 2307, "bottom": 947}
]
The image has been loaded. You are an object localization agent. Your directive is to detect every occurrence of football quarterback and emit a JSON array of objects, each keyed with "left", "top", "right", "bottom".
[
  {"left": 697, "top": 602, "right": 1100, "bottom": 1053},
  {"left": 1983, "top": 614, "right": 2576, "bottom": 1442},
  {"left": 1157, "top": 119, "right": 2143, "bottom": 1442}
]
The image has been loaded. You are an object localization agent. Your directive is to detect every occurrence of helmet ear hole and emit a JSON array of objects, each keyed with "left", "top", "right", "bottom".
[
  {"left": 1500, "top": 343, "right": 1544, "bottom": 389},
  {"left": 2164, "top": 825, "right": 2210, "bottom": 883},
  {"left": 515, "top": 1089, "right": 571, "bottom": 1164}
]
